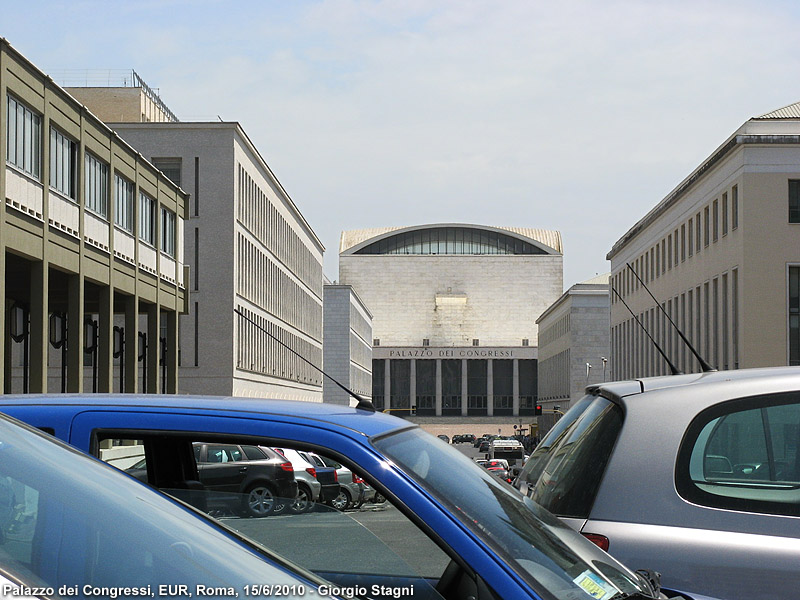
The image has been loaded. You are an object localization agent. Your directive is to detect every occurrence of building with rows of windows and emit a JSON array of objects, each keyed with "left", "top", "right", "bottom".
[
  {"left": 339, "top": 224, "right": 563, "bottom": 422},
  {"left": 1, "top": 39, "right": 187, "bottom": 394},
  {"left": 608, "top": 102, "right": 800, "bottom": 377},
  {"left": 535, "top": 273, "right": 610, "bottom": 430},
  {"left": 322, "top": 283, "right": 373, "bottom": 406},
  {"left": 101, "top": 122, "right": 326, "bottom": 400}
]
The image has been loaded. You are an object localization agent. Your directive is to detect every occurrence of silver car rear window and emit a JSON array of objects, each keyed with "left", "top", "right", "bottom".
[{"left": 526, "top": 396, "right": 623, "bottom": 518}]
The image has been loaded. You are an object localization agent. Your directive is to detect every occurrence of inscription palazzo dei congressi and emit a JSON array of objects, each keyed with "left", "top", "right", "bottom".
[{"left": 388, "top": 349, "right": 517, "bottom": 358}]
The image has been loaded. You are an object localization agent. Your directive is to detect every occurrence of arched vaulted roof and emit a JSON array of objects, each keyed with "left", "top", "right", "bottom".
[{"left": 340, "top": 224, "right": 562, "bottom": 256}]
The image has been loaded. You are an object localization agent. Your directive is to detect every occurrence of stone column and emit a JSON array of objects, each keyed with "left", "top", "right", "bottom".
[
  {"left": 146, "top": 303, "right": 160, "bottom": 393},
  {"left": 124, "top": 295, "right": 138, "bottom": 393},
  {"left": 435, "top": 359, "right": 442, "bottom": 416},
  {"left": 3, "top": 301, "right": 11, "bottom": 393},
  {"left": 97, "top": 287, "right": 114, "bottom": 393},
  {"left": 384, "top": 358, "right": 391, "bottom": 412},
  {"left": 409, "top": 358, "right": 416, "bottom": 413},
  {"left": 461, "top": 358, "right": 468, "bottom": 416},
  {"left": 487, "top": 359, "right": 494, "bottom": 416},
  {"left": 66, "top": 274, "right": 84, "bottom": 393},
  {"left": 166, "top": 310, "right": 178, "bottom": 394},
  {"left": 0, "top": 257, "right": 5, "bottom": 392},
  {"left": 512, "top": 358, "right": 520, "bottom": 416},
  {"left": 29, "top": 261, "right": 48, "bottom": 393}
]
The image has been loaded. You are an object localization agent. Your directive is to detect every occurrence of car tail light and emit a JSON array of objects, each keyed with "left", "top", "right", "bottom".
[
  {"left": 352, "top": 473, "right": 363, "bottom": 484},
  {"left": 334, "top": 471, "right": 338, "bottom": 482},
  {"left": 582, "top": 533, "right": 609, "bottom": 552},
  {"left": 280, "top": 461, "right": 293, "bottom": 472},
  {"left": 305, "top": 467, "right": 316, "bottom": 478}
]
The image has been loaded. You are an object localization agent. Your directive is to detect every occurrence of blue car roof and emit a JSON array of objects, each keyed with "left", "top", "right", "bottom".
[{"left": 0, "top": 394, "right": 412, "bottom": 439}]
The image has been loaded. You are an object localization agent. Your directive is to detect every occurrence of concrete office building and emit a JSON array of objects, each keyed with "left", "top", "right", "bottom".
[
  {"left": 64, "top": 74, "right": 326, "bottom": 400},
  {"left": 323, "top": 283, "right": 373, "bottom": 406},
  {"left": 536, "top": 274, "right": 610, "bottom": 431},
  {"left": 339, "top": 224, "right": 563, "bottom": 421},
  {"left": 608, "top": 102, "right": 800, "bottom": 377},
  {"left": 99, "top": 122, "right": 326, "bottom": 401},
  {"left": 1, "top": 39, "right": 187, "bottom": 394}
]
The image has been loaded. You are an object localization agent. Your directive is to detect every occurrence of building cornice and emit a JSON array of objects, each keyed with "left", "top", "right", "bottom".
[
  {"left": 340, "top": 224, "right": 562, "bottom": 255},
  {"left": 607, "top": 133, "right": 800, "bottom": 260}
]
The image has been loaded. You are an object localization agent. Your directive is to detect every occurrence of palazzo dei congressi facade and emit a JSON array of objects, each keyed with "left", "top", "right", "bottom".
[{"left": 339, "top": 224, "right": 563, "bottom": 418}]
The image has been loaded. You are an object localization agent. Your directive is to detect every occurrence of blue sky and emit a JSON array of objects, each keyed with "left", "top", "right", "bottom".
[{"left": 5, "top": 0, "right": 800, "bottom": 285}]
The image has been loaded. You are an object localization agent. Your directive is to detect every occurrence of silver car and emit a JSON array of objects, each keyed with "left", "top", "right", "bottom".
[
  {"left": 318, "top": 455, "right": 363, "bottom": 511},
  {"left": 271, "top": 447, "right": 322, "bottom": 513},
  {"left": 516, "top": 367, "right": 800, "bottom": 600}
]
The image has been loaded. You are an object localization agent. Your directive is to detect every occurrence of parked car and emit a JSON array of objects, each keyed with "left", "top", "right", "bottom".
[
  {"left": 272, "top": 447, "right": 324, "bottom": 513},
  {"left": 436, "top": 434, "right": 450, "bottom": 443},
  {"left": 0, "top": 394, "right": 711, "bottom": 600},
  {"left": 514, "top": 366, "right": 800, "bottom": 600},
  {"left": 320, "top": 455, "right": 363, "bottom": 511},
  {"left": 484, "top": 459, "right": 512, "bottom": 483},
  {"left": 194, "top": 442, "right": 297, "bottom": 516},
  {"left": 126, "top": 442, "right": 297, "bottom": 517},
  {"left": 0, "top": 411, "right": 330, "bottom": 598}
]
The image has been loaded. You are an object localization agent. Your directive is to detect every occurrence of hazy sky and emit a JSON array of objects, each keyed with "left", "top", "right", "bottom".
[{"left": 5, "top": 1, "right": 800, "bottom": 285}]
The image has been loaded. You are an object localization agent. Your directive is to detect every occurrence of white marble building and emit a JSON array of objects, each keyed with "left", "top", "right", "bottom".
[{"left": 339, "top": 224, "right": 563, "bottom": 418}]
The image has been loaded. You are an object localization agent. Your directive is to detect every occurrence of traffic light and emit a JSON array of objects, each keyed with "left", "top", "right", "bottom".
[{"left": 535, "top": 404, "right": 542, "bottom": 415}]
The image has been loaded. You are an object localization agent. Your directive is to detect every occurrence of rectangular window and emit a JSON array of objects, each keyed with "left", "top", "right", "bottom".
[
  {"left": 790, "top": 266, "right": 799, "bottom": 366},
  {"left": 152, "top": 158, "right": 182, "bottom": 188},
  {"left": 114, "top": 174, "right": 134, "bottom": 232},
  {"left": 687, "top": 290, "right": 694, "bottom": 372},
  {"left": 732, "top": 269, "right": 739, "bottom": 369},
  {"left": 139, "top": 192, "right": 156, "bottom": 245},
  {"left": 704, "top": 282, "right": 710, "bottom": 362},
  {"left": 661, "top": 239, "right": 666, "bottom": 274},
  {"left": 713, "top": 200, "right": 719, "bottom": 242},
  {"left": 696, "top": 213, "right": 702, "bottom": 251},
  {"left": 6, "top": 95, "right": 41, "bottom": 179},
  {"left": 688, "top": 219, "right": 694, "bottom": 257},
  {"left": 713, "top": 278, "right": 719, "bottom": 369},
  {"left": 161, "top": 207, "right": 176, "bottom": 257},
  {"left": 681, "top": 225, "right": 686, "bottom": 262},
  {"left": 194, "top": 228, "right": 199, "bottom": 291},
  {"left": 668, "top": 235, "right": 673, "bottom": 270},
  {"left": 85, "top": 153, "right": 109, "bottom": 217},
  {"left": 49, "top": 127, "right": 77, "bottom": 199},
  {"left": 722, "top": 192, "right": 729, "bottom": 236},
  {"left": 655, "top": 245, "right": 660, "bottom": 277},
  {"left": 704, "top": 206, "right": 710, "bottom": 247},
  {"left": 732, "top": 185, "right": 739, "bottom": 229},
  {"left": 789, "top": 180, "right": 800, "bottom": 224},
  {"left": 674, "top": 229, "right": 679, "bottom": 265},
  {"left": 722, "top": 273, "right": 729, "bottom": 370}
]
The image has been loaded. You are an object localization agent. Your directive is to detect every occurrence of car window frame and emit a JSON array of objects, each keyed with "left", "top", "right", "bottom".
[
  {"left": 85, "top": 423, "right": 482, "bottom": 593},
  {"left": 675, "top": 390, "right": 800, "bottom": 517}
]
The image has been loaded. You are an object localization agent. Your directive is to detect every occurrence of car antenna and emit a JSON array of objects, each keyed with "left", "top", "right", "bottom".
[
  {"left": 233, "top": 308, "right": 376, "bottom": 412},
  {"left": 626, "top": 263, "right": 716, "bottom": 372},
  {"left": 611, "top": 286, "right": 682, "bottom": 375}
]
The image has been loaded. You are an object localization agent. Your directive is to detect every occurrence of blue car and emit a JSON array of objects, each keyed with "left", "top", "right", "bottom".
[
  {"left": 0, "top": 395, "right": 709, "bottom": 600},
  {"left": 0, "top": 411, "right": 339, "bottom": 599}
]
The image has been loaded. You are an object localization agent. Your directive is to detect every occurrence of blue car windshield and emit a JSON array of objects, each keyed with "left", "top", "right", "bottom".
[
  {"left": 374, "top": 428, "right": 649, "bottom": 600},
  {"left": 0, "top": 415, "right": 311, "bottom": 597}
]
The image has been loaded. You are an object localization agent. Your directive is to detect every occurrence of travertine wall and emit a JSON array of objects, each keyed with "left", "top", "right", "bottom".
[{"left": 340, "top": 254, "right": 563, "bottom": 348}]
